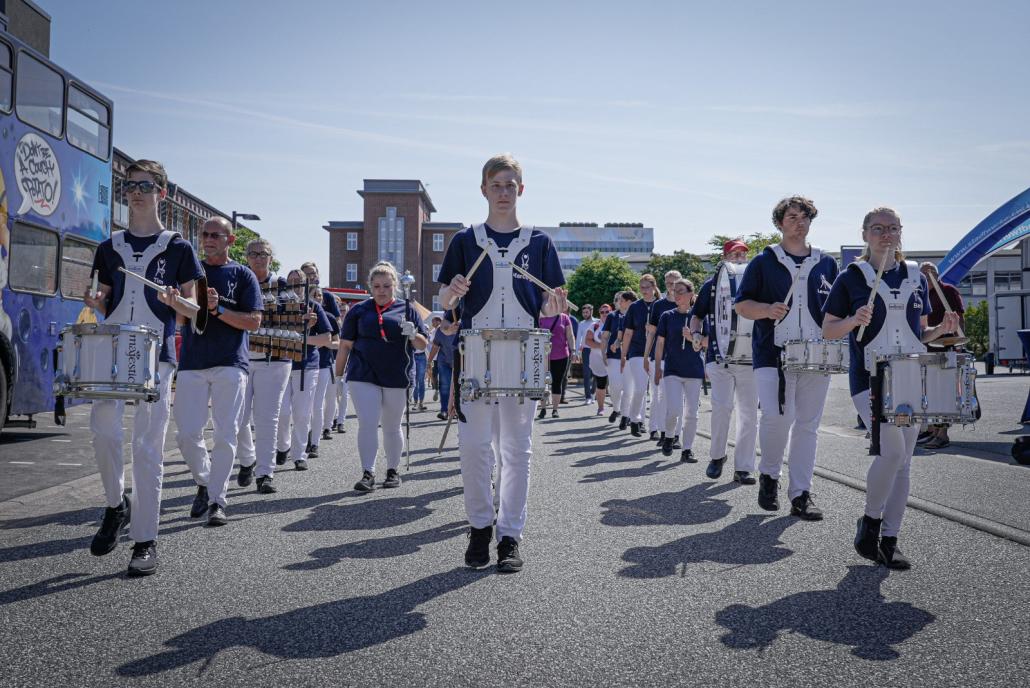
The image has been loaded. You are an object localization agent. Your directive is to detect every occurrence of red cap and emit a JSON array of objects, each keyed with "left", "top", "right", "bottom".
[{"left": 723, "top": 239, "right": 748, "bottom": 255}]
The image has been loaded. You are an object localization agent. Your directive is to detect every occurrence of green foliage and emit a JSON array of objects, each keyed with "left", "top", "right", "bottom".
[
  {"left": 708, "top": 231, "right": 781, "bottom": 260},
  {"left": 963, "top": 299, "right": 989, "bottom": 357},
  {"left": 566, "top": 253, "right": 640, "bottom": 311},
  {"left": 226, "top": 225, "right": 281, "bottom": 272},
  {"left": 645, "top": 250, "right": 707, "bottom": 291}
]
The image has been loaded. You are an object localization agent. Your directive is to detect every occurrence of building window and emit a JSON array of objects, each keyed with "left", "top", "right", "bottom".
[
  {"left": 60, "top": 236, "right": 98, "bottom": 300},
  {"left": 433, "top": 233, "right": 444, "bottom": 252},
  {"left": 431, "top": 295, "right": 441, "bottom": 311},
  {"left": 16, "top": 52, "right": 64, "bottom": 137},
  {"left": 346, "top": 263, "right": 358, "bottom": 283},
  {"left": 378, "top": 207, "right": 404, "bottom": 268},
  {"left": 995, "top": 271, "right": 1022, "bottom": 292},
  {"left": 9, "top": 222, "right": 59, "bottom": 295},
  {"left": 347, "top": 232, "right": 358, "bottom": 251},
  {"left": 968, "top": 274, "right": 987, "bottom": 296},
  {"left": 432, "top": 264, "right": 441, "bottom": 282}
]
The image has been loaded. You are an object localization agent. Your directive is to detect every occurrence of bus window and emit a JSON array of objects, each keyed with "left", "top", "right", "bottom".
[
  {"left": 9, "top": 221, "right": 59, "bottom": 295},
  {"left": 60, "top": 236, "right": 98, "bottom": 301},
  {"left": 0, "top": 42, "right": 12, "bottom": 113},
  {"left": 67, "top": 84, "right": 110, "bottom": 160},
  {"left": 16, "top": 52, "right": 64, "bottom": 138}
]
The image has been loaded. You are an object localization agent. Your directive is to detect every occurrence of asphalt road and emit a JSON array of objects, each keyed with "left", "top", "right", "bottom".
[{"left": 0, "top": 377, "right": 1028, "bottom": 687}]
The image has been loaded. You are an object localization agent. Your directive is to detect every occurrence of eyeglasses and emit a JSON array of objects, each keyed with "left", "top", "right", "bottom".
[
  {"left": 200, "top": 231, "right": 228, "bottom": 240},
  {"left": 868, "top": 224, "right": 902, "bottom": 236},
  {"left": 247, "top": 251, "right": 272, "bottom": 258},
  {"left": 123, "top": 180, "right": 161, "bottom": 194}
]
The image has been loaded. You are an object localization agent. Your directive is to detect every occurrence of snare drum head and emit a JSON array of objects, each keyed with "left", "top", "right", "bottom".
[{"left": 714, "top": 261, "right": 752, "bottom": 360}]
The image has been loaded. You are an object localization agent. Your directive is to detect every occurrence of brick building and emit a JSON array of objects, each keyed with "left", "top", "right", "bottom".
[{"left": 324, "top": 180, "right": 462, "bottom": 310}]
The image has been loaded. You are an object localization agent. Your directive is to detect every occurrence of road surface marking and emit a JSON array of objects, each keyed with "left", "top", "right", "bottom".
[
  {"left": 9, "top": 461, "right": 35, "bottom": 465},
  {"left": 51, "top": 439, "right": 73, "bottom": 443},
  {"left": 57, "top": 462, "right": 82, "bottom": 467}
]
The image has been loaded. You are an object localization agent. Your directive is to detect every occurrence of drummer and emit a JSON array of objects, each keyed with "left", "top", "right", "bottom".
[
  {"left": 917, "top": 261, "right": 966, "bottom": 451},
  {"left": 689, "top": 239, "right": 759, "bottom": 484},
  {"left": 823, "top": 207, "right": 959, "bottom": 569},
  {"left": 83, "top": 159, "right": 204, "bottom": 577}
]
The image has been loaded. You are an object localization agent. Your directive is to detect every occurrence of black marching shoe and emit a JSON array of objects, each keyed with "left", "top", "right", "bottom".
[
  {"left": 630, "top": 422, "right": 642, "bottom": 437},
  {"left": 256, "top": 475, "right": 277, "bottom": 494},
  {"left": 91, "top": 495, "right": 131, "bottom": 556},
  {"left": 237, "top": 463, "right": 255, "bottom": 488},
  {"left": 706, "top": 456, "right": 727, "bottom": 479},
  {"left": 733, "top": 471, "right": 757, "bottom": 485},
  {"left": 757, "top": 474, "right": 779, "bottom": 511},
  {"left": 306, "top": 445, "right": 319, "bottom": 459},
  {"left": 496, "top": 536, "right": 524, "bottom": 573},
  {"left": 336, "top": 422, "right": 346, "bottom": 434},
  {"left": 275, "top": 449, "right": 289, "bottom": 466},
  {"left": 383, "top": 468, "right": 401, "bottom": 488},
  {"left": 854, "top": 515, "right": 881, "bottom": 561},
  {"left": 465, "top": 525, "right": 492, "bottom": 568},
  {"left": 608, "top": 411, "right": 620, "bottom": 423},
  {"left": 650, "top": 430, "right": 660, "bottom": 442},
  {"left": 537, "top": 406, "right": 546, "bottom": 420},
  {"left": 790, "top": 491, "right": 823, "bottom": 521},
  {"left": 127, "top": 541, "right": 158, "bottom": 577},
  {"left": 190, "top": 486, "right": 209, "bottom": 518},
  {"left": 354, "top": 470, "right": 376, "bottom": 492},
  {"left": 680, "top": 449, "right": 696, "bottom": 463},
  {"left": 661, "top": 436, "right": 674, "bottom": 457},
  {"left": 878, "top": 536, "right": 911, "bottom": 570},
  {"left": 331, "top": 421, "right": 338, "bottom": 432},
  {"left": 294, "top": 459, "right": 308, "bottom": 471},
  {"left": 672, "top": 436, "right": 681, "bottom": 449},
  {"left": 321, "top": 428, "right": 333, "bottom": 441},
  {"left": 619, "top": 416, "right": 629, "bottom": 431},
  {"left": 207, "top": 503, "right": 228, "bottom": 527}
]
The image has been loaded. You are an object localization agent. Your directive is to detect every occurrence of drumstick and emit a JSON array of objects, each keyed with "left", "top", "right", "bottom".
[
  {"left": 510, "top": 262, "right": 579, "bottom": 310},
  {"left": 856, "top": 246, "right": 890, "bottom": 342},
  {"left": 926, "top": 270, "right": 966, "bottom": 337},
  {"left": 443, "top": 248, "right": 489, "bottom": 308},
  {"left": 118, "top": 266, "right": 199, "bottom": 314}
]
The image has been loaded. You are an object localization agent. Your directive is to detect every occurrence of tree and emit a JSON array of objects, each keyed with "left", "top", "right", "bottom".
[
  {"left": 566, "top": 253, "right": 640, "bottom": 311},
  {"left": 226, "top": 225, "right": 281, "bottom": 272},
  {"left": 708, "top": 231, "right": 781, "bottom": 260},
  {"left": 645, "top": 250, "right": 707, "bottom": 291},
  {"left": 963, "top": 299, "right": 989, "bottom": 357}
]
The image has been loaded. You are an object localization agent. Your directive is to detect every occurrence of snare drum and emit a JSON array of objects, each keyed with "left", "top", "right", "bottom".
[
  {"left": 459, "top": 328, "right": 551, "bottom": 402},
  {"left": 781, "top": 339, "right": 849, "bottom": 374},
  {"left": 876, "top": 351, "right": 977, "bottom": 426},
  {"left": 54, "top": 323, "right": 162, "bottom": 401}
]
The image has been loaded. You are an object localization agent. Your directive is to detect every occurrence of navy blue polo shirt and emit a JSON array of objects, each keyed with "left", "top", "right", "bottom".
[
  {"left": 437, "top": 225, "right": 564, "bottom": 328},
  {"left": 318, "top": 291, "right": 342, "bottom": 369},
  {"left": 602, "top": 311, "right": 625, "bottom": 360},
  {"left": 656, "top": 309, "right": 706, "bottom": 379},
  {"left": 624, "top": 298, "right": 656, "bottom": 359},
  {"left": 179, "top": 261, "right": 263, "bottom": 372},
  {"left": 92, "top": 230, "right": 204, "bottom": 365},
  {"left": 647, "top": 296, "right": 678, "bottom": 360},
  {"left": 689, "top": 278, "right": 719, "bottom": 364},
  {"left": 432, "top": 327, "right": 457, "bottom": 368},
  {"left": 734, "top": 246, "right": 839, "bottom": 369},
  {"left": 823, "top": 262, "right": 930, "bottom": 395},
  {"left": 292, "top": 302, "right": 332, "bottom": 371},
  {"left": 341, "top": 298, "right": 428, "bottom": 389}
]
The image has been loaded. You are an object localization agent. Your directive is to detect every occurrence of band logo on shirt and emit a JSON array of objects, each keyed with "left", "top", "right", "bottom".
[
  {"left": 154, "top": 258, "right": 167, "bottom": 283},
  {"left": 512, "top": 252, "right": 531, "bottom": 280},
  {"left": 818, "top": 274, "right": 833, "bottom": 295}
]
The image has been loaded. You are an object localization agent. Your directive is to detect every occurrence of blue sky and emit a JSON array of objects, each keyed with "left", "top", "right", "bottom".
[{"left": 47, "top": 0, "right": 1030, "bottom": 275}]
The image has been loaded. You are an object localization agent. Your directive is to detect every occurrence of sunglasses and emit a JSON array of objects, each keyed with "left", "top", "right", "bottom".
[
  {"left": 247, "top": 251, "right": 272, "bottom": 258},
  {"left": 200, "top": 231, "right": 228, "bottom": 240},
  {"left": 123, "top": 180, "right": 161, "bottom": 194}
]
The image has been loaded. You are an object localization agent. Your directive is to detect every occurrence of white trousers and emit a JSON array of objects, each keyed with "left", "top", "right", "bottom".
[
  {"left": 662, "top": 376, "right": 702, "bottom": 449},
  {"left": 277, "top": 369, "right": 319, "bottom": 460},
  {"left": 853, "top": 390, "right": 917, "bottom": 538},
  {"left": 237, "top": 359, "right": 291, "bottom": 479},
  {"left": 625, "top": 356, "right": 648, "bottom": 423},
  {"left": 309, "top": 366, "right": 332, "bottom": 448},
  {"left": 706, "top": 361, "right": 759, "bottom": 471},
  {"left": 754, "top": 367, "right": 831, "bottom": 500},
  {"left": 335, "top": 378, "right": 349, "bottom": 424},
  {"left": 174, "top": 367, "right": 247, "bottom": 508},
  {"left": 647, "top": 360, "right": 666, "bottom": 433},
  {"left": 607, "top": 361, "right": 626, "bottom": 415},
  {"left": 459, "top": 397, "right": 535, "bottom": 541},
  {"left": 349, "top": 380, "right": 406, "bottom": 472},
  {"left": 90, "top": 361, "right": 174, "bottom": 543},
  {"left": 323, "top": 374, "right": 338, "bottom": 431}
]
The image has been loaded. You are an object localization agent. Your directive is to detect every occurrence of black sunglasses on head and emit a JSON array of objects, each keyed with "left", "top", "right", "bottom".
[{"left": 123, "top": 180, "right": 162, "bottom": 194}]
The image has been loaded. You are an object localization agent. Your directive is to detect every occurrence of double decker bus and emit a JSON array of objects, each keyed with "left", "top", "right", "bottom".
[{"left": 0, "top": 25, "right": 112, "bottom": 432}]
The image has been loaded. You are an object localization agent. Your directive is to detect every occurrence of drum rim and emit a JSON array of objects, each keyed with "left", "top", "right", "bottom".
[{"left": 64, "top": 323, "right": 161, "bottom": 337}]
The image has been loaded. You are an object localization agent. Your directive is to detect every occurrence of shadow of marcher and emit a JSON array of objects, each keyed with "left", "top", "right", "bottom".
[
  {"left": 284, "top": 521, "right": 468, "bottom": 571},
  {"left": 282, "top": 487, "right": 463, "bottom": 533},
  {"left": 117, "top": 567, "right": 489, "bottom": 677},
  {"left": 715, "top": 565, "right": 936, "bottom": 660},
  {"left": 619, "top": 515, "right": 799, "bottom": 579},
  {"left": 580, "top": 460, "right": 682, "bottom": 483},
  {"left": 600, "top": 482, "right": 737, "bottom": 527}
]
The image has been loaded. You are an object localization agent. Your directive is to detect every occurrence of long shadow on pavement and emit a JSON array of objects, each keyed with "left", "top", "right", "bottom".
[
  {"left": 580, "top": 459, "right": 684, "bottom": 483},
  {"left": 619, "top": 515, "right": 799, "bottom": 578},
  {"left": 715, "top": 565, "right": 936, "bottom": 660},
  {"left": 600, "top": 482, "right": 737, "bottom": 527},
  {"left": 0, "top": 571, "right": 125, "bottom": 606},
  {"left": 117, "top": 567, "right": 489, "bottom": 677},
  {"left": 284, "top": 521, "right": 468, "bottom": 571},
  {"left": 571, "top": 447, "right": 658, "bottom": 469},
  {"left": 549, "top": 438, "right": 642, "bottom": 459},
  {"left": 282, "top": 487, "right": 463, "bottom": 533}
]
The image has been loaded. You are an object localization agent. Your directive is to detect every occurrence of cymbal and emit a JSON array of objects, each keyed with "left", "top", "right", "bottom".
[{"left": 928, "top": 335, "right": 968, "bottom": 348}]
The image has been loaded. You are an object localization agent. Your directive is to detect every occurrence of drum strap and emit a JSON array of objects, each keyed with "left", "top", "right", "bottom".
[
  {"left": 452, "top": 345, "right": 467, "bottom": 423},
  {"left": 870, "top": 363, "right": 884, "bottom": 456},
  {"left": 777, "top": 359, "right": 786, "bottom": 415}
]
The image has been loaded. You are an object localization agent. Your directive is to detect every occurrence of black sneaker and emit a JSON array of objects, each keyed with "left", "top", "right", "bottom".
[
  {"left": 551, "top": 409, "right": 559, "bottom": 418},
  {"left": 877, "top": 536, "right": 911, "bottom": 570},
  {"left": 758, "top": 474, "right": 779, "bottom": 511},
  {"left": 608, "top": 411, "right": 619, "bottom": 423},
  {"left": 331, "top": 421, "right": 338, "bottom": 432},
  {"left": 127, "top": 540, "right": 158, "bottom": 577},
  {"left": 294, "top": 459, "right": 308, "bottom": 471},
  {"left": 207, "top": 503, "right": 228, "bottom": 527},
  {"left": 256, "top": 475, "right": 277, "bottom": 494},
  {"left": 321, "top": 428, "right": 332, "bottom": 441},
  {"left": 619, "top": 416, "right": 629, "bottom": 431},
  {"left": 630, "top": 422, "right": 642, "bottom": 437},
  {"left": 733, "top": 471, "right": 757, "bottom": 485},
  {"left": 650, "top": 430, "right": 660, "bottom": 442},
  {"left": 497, "top": 536, "right": 524, "bottom": 573},
  {"left": 706, "top": 456, "right": 727, "bottom": 479},
  {"left": 306, "top": 445, "right": 319, "bottom": 459},
  {"left": 437, "top": 412, "right": 447, "bottom": 421},
  {"left": 354, "top": 470, "right": 375, "bottom": 492},
  {"left": 680, "top": 449, "right": 696, "bottom": 463},
  {"left": 189, "top": 486, "right": 209, "bottom": 518},
  {"left": 790, "top": 491, "right": 823, "bottom": 521},
  {"left": 336, "top": 423, "right": 346, "bottom": 434},
  {"left": 916, "top": 431, "right": 934, "bottom": 446},
  {"left": 854, "top": 515, "right": 881, "bottom": 561},
  {"left": 465, "top": 525, "right": 492, "bottom": 568},
  {"left": 237, "top": 463, "right": 255, "bottom": 488},
  {"left": 276, "top": 449, "right": 289, "bottom": 465},
  {"left": 90, "top": 495, "right": 131, "bottom": 556},
  {"left": 383, "top": 468, "right": 401, "bottom": 488},
  {"left": 661, "top": 437, "right": 674, "bottom": 457},
  {"left": 672, "top": 436, "right": 681, "bottom": 449},
  {"left": 537, "top": 407, "right": 546, "bottom": 420}
]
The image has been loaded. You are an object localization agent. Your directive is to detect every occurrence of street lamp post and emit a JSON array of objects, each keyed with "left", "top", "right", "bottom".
[{"left": 231, "top": 211, "right": 261, "bottom": 231}]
